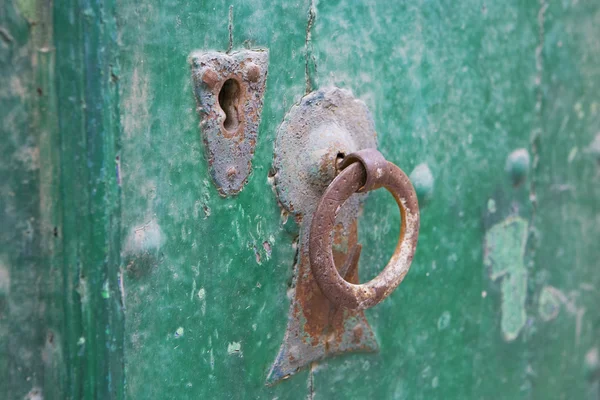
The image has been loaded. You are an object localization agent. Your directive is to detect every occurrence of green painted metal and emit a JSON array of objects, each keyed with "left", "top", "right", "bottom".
[{"left": 1, "top": 0, "right": 599, "bottom": 399}]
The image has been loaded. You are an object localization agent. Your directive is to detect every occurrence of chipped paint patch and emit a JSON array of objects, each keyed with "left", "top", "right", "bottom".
[
  {"left": 24, "top": 387, "right": 43, "bottom": 400},
  {"left": 586, "top": 348, "right": 599, "bottom": 369},
  {"left": 536, "top": 285, "right": 587, "bottom": 345},
  {"left": 409, "top": 163, "right": 434, "bottom": 202},
  {"left": 567, "top": 147, "right": 578, "bottom": 163},
  {"left": 227, "top": 341, "right": 242, "bottom": 357},
  {"left": 174, "top": 327, "right": 184, "bottom": 338},
  {"left": 585, "top": 133, "right": 600, "bottom": 163},
  {"left": 14, "top": 145, "right": 40, "bottom": 171},
  {"left": 538, "top": 285, "right": 562, "bottom": 321},
  {"left": 487, "top": 198, "right": 497, "bottom": 214},
  {"left": 437, "top": 311, "right": 451, "bottom": 330},
  {"left": 122, "top": 66, "right": 150, "bottom": 139},
  {"left": 197, "top": 287, "right": 206, "bottom": 315},
  {"left": 262, "top": 241, "right": 272, "bottom": 259},
  {"left": 124, "top": 219, "right": 164, "bottom": 254},
  {"left": 484, "top": 216, "right": 528, "bottom": 341},
  {"left": 0, "top": 261, "right": 10, "bottom": 294}
]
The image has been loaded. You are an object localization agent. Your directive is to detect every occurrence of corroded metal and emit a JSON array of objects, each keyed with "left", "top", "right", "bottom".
[
  {"left": 272, "top": 87, "right": 379, "bottom": 215},
  {"left": 189, "top": 50, "right": 268, "bottom": 196},
  {"left": 267, "top": 87, "right": 378, "bottom": 385},
  {"left": 310, "top": 149, "right": 420, "bottom": 310}
]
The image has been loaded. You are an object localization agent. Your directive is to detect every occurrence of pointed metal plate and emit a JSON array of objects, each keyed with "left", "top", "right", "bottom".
[{"left": 189, "top": 50, "right": 268, "bottom": 196}]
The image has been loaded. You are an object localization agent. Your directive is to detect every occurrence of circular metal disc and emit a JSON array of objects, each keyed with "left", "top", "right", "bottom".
[{"left": 272, "top": 87, "right": 378, "bottom": 216}]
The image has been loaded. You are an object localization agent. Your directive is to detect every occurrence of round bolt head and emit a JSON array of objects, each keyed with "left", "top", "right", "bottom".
[
  {"left": 245, "top": 63, "right": 261, "bottom": 82},
  {"left": 505, "top": 148, "right": 530, "bottom": 186},
  {"left": 226, "top": 166, "right": 238, "bottom": 180},
  {"left": 202, "top": 68, "right": 219, "bottom": 88}
]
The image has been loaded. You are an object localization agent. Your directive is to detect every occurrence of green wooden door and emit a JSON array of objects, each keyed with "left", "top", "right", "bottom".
[{"left": 2, "top": 0, "right": 599, "bottom": 399}]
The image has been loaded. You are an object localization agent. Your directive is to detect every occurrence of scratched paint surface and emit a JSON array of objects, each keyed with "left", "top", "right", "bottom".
[
  {"left": 1, "top": 0, "right": 599, "bottom": 399},
  {"left": 117, "top": 1, "right": 311, "bottom": 398},
  {"left": 1, "top": 0, "right": 66, "bottom": 399},
  {"left": 0, "top": 3, "right": 44, "bottom": 399}
]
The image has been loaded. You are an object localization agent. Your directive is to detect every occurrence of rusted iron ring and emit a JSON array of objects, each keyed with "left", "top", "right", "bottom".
[{"left": 309, "top": 149, "right": 420, "bottom": 310}]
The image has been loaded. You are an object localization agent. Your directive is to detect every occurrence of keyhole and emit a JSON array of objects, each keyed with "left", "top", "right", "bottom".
[{"left": 218, "top": 79, "right": 241, "bottom": 133}]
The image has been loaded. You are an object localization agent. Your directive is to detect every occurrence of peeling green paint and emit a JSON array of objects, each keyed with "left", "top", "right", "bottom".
[
  {"left": 227, "top": 342, "right": 242, "bottom": 357},
  {"left": 484, "top": 217, "right": 529, "bottom": 341}
]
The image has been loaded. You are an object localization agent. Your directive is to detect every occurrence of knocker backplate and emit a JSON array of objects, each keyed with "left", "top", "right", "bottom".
[{"left": 267, "top": 87, "right": 379, "bottom": 385}]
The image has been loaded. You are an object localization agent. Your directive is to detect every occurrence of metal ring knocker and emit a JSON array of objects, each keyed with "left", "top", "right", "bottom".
[{"left": 309, "top": 149, "right": 420, "bottom": 310}]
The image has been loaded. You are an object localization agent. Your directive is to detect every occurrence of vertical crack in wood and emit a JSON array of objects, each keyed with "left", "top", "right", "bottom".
[
  {"left": 304, "top": 0, "right": 317, "bottom": 94},
  {"left": 227, "top": 5, "right": 234, "bottom": 53}
]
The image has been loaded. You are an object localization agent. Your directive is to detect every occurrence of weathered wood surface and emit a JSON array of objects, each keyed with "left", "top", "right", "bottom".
[{"left": 1, "top": 0, "right": 599, "bottom": 399}]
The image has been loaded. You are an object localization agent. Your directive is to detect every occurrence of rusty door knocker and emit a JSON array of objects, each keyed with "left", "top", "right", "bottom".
[
  {"left": 309, "top": 148, "right": 420, "bottom": 310},
  {"left": 268, "top": 88, "right": 419, "bottom": 384}
]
